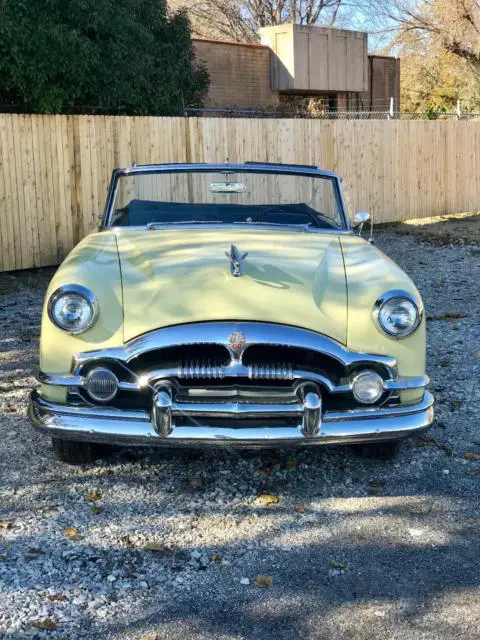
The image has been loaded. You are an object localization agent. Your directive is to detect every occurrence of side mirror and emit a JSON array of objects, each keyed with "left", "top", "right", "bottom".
[{"left": 353, "top": 211, "right": 370, "bottom": 235}]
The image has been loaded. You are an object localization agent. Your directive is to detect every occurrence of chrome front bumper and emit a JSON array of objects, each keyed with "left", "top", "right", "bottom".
[{"left": 30, "top": 389, "right": 434, "bottom": 448}]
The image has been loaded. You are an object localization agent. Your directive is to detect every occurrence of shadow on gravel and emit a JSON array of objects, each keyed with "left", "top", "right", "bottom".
[
  {"left": 379, "top": 211, "right": 480, "bottom": 246},
  {"left": 1, "top": 482, "right": 479, "bottom": 639}
]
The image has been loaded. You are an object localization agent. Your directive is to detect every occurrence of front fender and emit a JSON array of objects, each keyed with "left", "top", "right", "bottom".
[
  {"left": 340, "top": 236, "right": 426, "bottom": 399},
  {"left": 39, "top": 231, "right": 123, "bottom": 398}
]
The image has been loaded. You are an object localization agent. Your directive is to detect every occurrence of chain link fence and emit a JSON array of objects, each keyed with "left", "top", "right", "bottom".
[{"left": 185, "top": 106, "right": 480, "bottom": 120}]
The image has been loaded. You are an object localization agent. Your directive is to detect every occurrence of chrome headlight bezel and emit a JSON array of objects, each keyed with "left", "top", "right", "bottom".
[
  {"left": 351, "top": 369, "right": 384, "bottom": 404},
  {"left": 47, "top": 284, "right": 98, "bottom": 335},
  {"left": 373, "top": 289, "right": 422, "bottom": 339}
]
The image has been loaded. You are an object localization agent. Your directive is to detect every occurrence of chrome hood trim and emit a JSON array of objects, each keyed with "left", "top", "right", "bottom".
[{"left": 72, "top": 321, "right": 397, "bottom": 373}]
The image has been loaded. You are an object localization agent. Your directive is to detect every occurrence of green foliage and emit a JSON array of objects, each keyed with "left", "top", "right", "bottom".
[
  {"left": 400, "top": 49, "right": 480, "bottom": 114},
  {"left": 0, "top": 0, "right": 209, "bottom": 114}
]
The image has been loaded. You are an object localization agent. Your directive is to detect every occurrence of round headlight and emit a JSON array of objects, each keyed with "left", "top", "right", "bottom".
[
  {"left": 85, "top": 368, "right": 119, "bottom": 402},
  {"left": 48, "top": 285, "right": 98, "bottom": 334},
  {"left": 374, "top": 291, "right": 420, "bottom": 338},
  {"left": 352, "top": 370, "right": 384, "bottom": 404}
]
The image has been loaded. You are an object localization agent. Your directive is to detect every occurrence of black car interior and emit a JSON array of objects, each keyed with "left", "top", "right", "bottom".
[{"left": 112, "top": 200, "right": 339, "bottom": 229}]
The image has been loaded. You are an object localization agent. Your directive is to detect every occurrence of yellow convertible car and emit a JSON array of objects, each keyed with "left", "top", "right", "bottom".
[{"left": 30, "top": 162, "right": 433, "bottom": 463}]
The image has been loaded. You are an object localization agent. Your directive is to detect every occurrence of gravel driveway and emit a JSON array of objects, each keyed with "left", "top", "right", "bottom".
[{"left": 1, "top": 226, "right": 479, "bottom": 640}]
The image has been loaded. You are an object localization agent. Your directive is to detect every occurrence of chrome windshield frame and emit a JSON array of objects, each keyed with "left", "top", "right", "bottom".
[{"left": 100, "top": 163, "right": 350, "bottom": 231}]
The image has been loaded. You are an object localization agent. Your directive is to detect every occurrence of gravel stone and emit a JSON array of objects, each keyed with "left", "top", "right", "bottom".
[{"left": 0, "top": 226, "right": 479, "bottom": 639}]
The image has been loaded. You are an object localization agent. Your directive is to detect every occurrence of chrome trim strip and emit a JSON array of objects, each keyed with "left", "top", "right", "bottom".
[
  {"left": 384, "top": 375, "right": 429, "bottom": 390},
  {"left": 122, "top": 223, "right": 351, "bottom": 236},
  {"left": 116, "top": 163, "right": 339, "bottom": 179},
  {"left": 71, "top": 322, "right": 398, "bottom": 371},
  {"left": 38, "top": 371, "right": 140, "bottom": 392},
  {"left": 39, "top": 369, "right": 428, "bottom": 394},
  {"left": 39, "top": 372, "right": 83, "bottom": 387},
  {"left": 170, "top": 401, "right": 304, "bottom": 418},
  {"left": 31, "top": 390, "right": 433, "bottom": 423},
  {"left": 29, "top": 391, "right": 434, "bottom": 447},
  {"left": 31, "top": 397, "right": 150, "bottom": 422}
]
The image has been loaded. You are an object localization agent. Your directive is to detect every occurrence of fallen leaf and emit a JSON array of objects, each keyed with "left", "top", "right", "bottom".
[
  {"left": 4, "top": 406, "right": 16, "bottom": 413},
  {"left": 182, "top": 477, "right": 204, "bottom": 488},
  {"left": 255, "top": 575, "right": 273, "bottom": 588},
  {"left": 328, "top": 560, "right": 348, "bottom": 571},
  {"left": 256, "top": 493, "right": 280, "bottom": 505},
  {"left": 210, "top": 551, "right": 223, "bottom": 563},
  {"left": 91, "top": 505, "right": 103, "bottom": 515},
  {"left": 416, "top": 436, "right": 454, "bottom": 456},
  {"left": 0, "top": 521, "right": 13, "bottom": 530},
  {"left": 352, "top": 533, "right": 366, "bottom": 543},
  {"left": 464, "top": 452, "right": 480, "bottom": 462},
  {"left": 257, "top": 466, "right": 273, "bottom": 477},
  {"left": 416, "top": 436, "right": 436, "bottom": 447},
  {"left": 64, "top": 527, "right": 81, "bottom": 541},
  {"left": 85, "top": 491, "right": 102, "bottom": 502},
  {"left": 285, "top": 458, "right": 298, "bottom": 470},
  {"left": 47, "top": 594, "right": 67, "bottom": 602},
  {"left": 143, "top": 542, "right": 168, "bottom": 553},
  {"left": 368, "top": 478, "right": 385, "bottom": 487},
  {"left": 32, "top": 619, "right": 57, "bottom": 630},
  {"left": 295, "top": 505, "right": 306, "bottom": 513},
  {"left": 0, "top": 555, "right": 8, "bottom": 561}
]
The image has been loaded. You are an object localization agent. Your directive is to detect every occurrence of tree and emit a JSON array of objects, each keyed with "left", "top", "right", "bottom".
[
  {"left": 399, "top": 49, "right": 480, "bottom": 113},
  {"left": 169, "top": 0, "right": 347, "bottom": 42},
  {"left": 363, "top": 0, "right": 480, "bottom": 112},
  {"left": 0, "top": 0, "right": 209, "bottom": 114},
  {"left": 364, "top": 0, "right": 480, "bottom": 69}
]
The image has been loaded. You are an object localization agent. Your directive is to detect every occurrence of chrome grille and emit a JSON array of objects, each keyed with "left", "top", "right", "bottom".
[
  {"left": 248, "top": 363, "right": 294, "bottom": 380},
  {"left": 178, "top": 361, "right": 226, "bottom": 379},
  {"left": 177, "top": 360, "right": 295, "bottom": 380}
]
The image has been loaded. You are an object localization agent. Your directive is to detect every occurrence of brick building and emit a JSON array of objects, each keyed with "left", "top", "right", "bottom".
[{"left": 193, "top": 25, "right": 400, "bottom": 113}]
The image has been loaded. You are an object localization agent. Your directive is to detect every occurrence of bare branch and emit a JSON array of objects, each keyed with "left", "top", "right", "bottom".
[{"left": 170, "top": 0, "right": 348, "bottom": 41}]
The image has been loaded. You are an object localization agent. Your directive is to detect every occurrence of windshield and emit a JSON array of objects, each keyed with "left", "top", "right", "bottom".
[{"left": 108, "top": 170, "right": 345, "bottom": 230}]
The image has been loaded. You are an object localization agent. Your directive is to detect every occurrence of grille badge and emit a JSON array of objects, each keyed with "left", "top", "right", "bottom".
[{"left": 229, "top": 330, "right": 246, "bottom": 354}]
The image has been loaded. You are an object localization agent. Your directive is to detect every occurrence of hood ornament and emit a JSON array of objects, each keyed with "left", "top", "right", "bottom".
[{"left": 225, "top": 244, "right": 248, "bottom": 277}]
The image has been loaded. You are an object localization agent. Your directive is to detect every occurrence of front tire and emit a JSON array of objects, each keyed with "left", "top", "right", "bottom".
[
  {"left": 352, "top": 440, "right": 400, "bottom": 460},
  {"left": 52, "top": 438, "right": 107, "bottom": 464}
]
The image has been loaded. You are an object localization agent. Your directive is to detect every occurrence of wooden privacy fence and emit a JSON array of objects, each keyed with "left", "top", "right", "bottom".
[{"left": 1, "top": 114, "right": 480, "bottom": 272}]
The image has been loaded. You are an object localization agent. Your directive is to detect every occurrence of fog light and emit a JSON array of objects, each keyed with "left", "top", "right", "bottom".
[
  {"left": 352, "top": 370, "right": 384, "bottom": 404},
  {"left": 84, "top": 368, "right": 118, "bottom": 402}
]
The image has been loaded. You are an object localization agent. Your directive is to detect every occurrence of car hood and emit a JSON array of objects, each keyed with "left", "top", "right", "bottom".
[{"left": 114, "top": 227, "right": 347, "bottom": 344}]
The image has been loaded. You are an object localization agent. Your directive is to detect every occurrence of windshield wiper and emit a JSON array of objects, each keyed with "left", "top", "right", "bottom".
[
  {"left": 146, "top": 220, "right": 314, "bottom": 230},
  {"left": 146, "top": 221, "right": 224, "bottom": 229},
  {"left": 233, "top": 221, "right": 312, "bottom": 228}
]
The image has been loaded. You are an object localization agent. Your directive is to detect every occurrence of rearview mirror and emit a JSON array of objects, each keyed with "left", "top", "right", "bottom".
[
  {"left": 353, "top": 211, "right": 370, "bottom": 235},
  {"left": 209, "top": 181, "right": 246, "bottom": 194}
]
